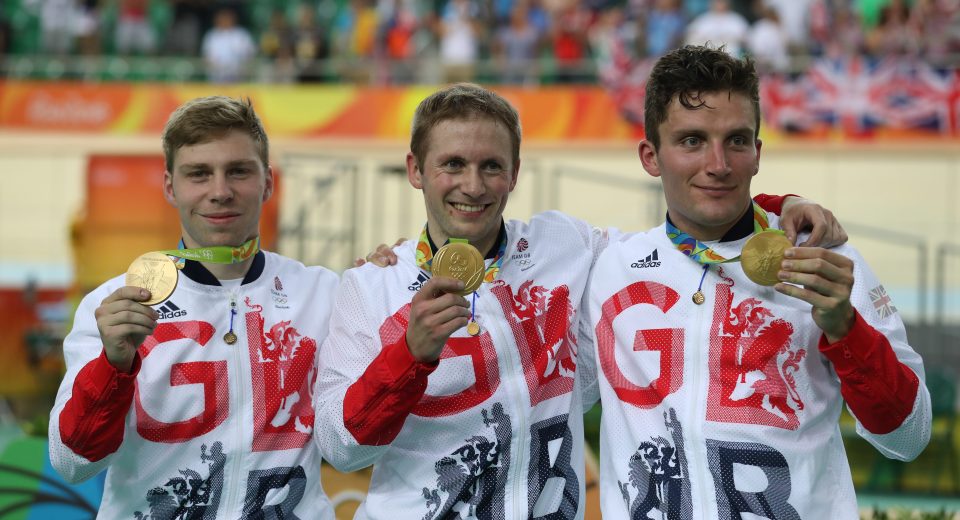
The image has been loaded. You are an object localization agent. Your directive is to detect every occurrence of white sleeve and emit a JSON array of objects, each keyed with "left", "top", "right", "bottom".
[
  {"left": 48, "top": 283, "right": 122, "bottom": 483},
  {"left": 841, "top": 246, "right": 931, "bottom": 461},
  {"left": 313, "top": 268, "right": 411, "bottom": 472}
]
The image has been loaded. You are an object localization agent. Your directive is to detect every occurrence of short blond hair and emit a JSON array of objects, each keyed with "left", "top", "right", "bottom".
[
  {"left": 410, "top": 83, "right": 521, "bottom": 170},
  {"left": 162, "top": 96, "right": 269, "bottom": 172}
]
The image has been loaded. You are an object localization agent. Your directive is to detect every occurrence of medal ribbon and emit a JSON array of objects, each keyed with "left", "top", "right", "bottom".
[
  {"left": 415, "top": 225, "right": 508, "bottom": 284},
  {"left": 666, "top": 202, "right": 770, "bottom": 264},
  {"left": 157, "top": 237, "right": 260, "bottom": 267}
]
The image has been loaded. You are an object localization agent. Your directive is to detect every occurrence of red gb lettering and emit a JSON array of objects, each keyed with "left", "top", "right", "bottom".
[
  {"left": 135, "top": 321, "right": 228, "bottom": 442},
  {"left": 246, "top": 300, "right": 317, "bottom": 451},
  {"left": 596, "top": 282, "right": 684, "bottom": 408},
  {"left": 491, "top": 282, "right": 577, "bottom": 406},
  {"left": 707, "top": 280, "right": 803, "bottom": 430},
  {"left": 381, "top": 304, "right": 500, "bottom": 417}
]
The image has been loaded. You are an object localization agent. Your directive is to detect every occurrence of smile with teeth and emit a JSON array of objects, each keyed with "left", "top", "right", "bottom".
[{"left": 452, "top": 202, "right": 485, "bottom": 212}]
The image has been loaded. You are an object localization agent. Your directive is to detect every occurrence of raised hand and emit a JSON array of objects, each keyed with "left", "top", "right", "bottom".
[
  {"left": 94, "top": 287, "right": 158, "bottom": 373},
  {"left": 775, "top": 247, "right": 856, "bottom": 343},
  {"left": 779, "top": 197, "right": 848, "bottom": 248},
  {"left": 405, "top": 277, "right": 471, "bottom": 363}
]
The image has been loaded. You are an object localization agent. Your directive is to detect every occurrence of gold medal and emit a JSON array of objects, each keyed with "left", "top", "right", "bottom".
[
  {"left": 432, "top": 241, "right": 484, "bottom": 295},
  {"left": 692, "top": 291, "right": 705, "bottom": 305},
  {"left": 467, "top": 321, "right": 481, "bottom": 336},
  {"left": 741, "top": 230, "right": 792, "bottom": 286},
  {"left": 223, "top": 331, "right": 237, "bottom": 345},
  {"left": 126, "top": 252, "right": 178, "bottom": 306}
]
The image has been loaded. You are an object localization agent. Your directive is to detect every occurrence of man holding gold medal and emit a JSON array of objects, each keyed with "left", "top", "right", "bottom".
[
  {"left": 49, "top": 97, "right": 340, "bottom": 518},
  {"left": 314, "top": 83, "right": 847, "bottom": 519},
  {"left": 580, "top": 45, "right": 931, "bottom": 519}
]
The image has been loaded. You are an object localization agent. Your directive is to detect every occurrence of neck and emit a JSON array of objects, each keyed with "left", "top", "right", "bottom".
[
  {"left": 666, "top": 212, "right": 728, "bottom": 242},
  {"left": 666, "top": 203, "right": 754, "bottom": 242},
  {"left": 204, "top": 257, "right": 254, "bottom": 281}
]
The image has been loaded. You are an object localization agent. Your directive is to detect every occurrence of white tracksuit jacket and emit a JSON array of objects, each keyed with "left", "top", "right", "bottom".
[
  {"left": 581, "top": 214, "right": 931, "bottom": 520},
  {"left": 49, "top": 251, "right": 339, "bottom": 519},
  {"left": 315, "top": 211, "right": 605, "bottom": 520}
]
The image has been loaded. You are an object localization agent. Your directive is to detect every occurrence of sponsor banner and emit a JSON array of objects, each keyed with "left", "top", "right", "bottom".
[
  {"left": 0, "top": 82, "right": 637, "bottom": 141},
  {"left": 3, "top": 64, "right": 959, "bottom": 141}
]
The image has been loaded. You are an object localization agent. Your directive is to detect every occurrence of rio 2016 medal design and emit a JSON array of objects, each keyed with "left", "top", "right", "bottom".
[
  {"left": 741, "top": 230, "right": 792, "bottom": 286},
  {"left": 126, "top": 252, "right": 178, "bottom": 305},
  {"left": 432, "top": 242, "right": 484, "bottom": 296}
]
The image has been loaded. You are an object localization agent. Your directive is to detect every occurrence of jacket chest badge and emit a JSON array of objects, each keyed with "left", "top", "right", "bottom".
[{"left": 271, "top": 276, "right": 290, "bottom": 309}]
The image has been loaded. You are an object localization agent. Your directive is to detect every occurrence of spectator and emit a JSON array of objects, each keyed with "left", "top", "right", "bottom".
[
  {"left": 115, "top": 0, "right": 157, "bottom": 55},
  {"left": 167, "top": 0, "right": 211, "bottom": 56},
  {"left": 494, "top": 2, "right": 542, "bottom": 84},
  {"left": 439, "top": 0, "right": 480, "bottom": 83},
  {"left": 911, "top": 0, "right": 954, "bottom": 64},
  {"left": 763, "top": 0, "right": 814, "bottom": 54},
  {"left": 865, "top": 0, "right": 916, "bottom": 57},
  {"left": 332, "top": 0, "right": 379, "bottom": 82},
  {"left": 550, "top": 1, "right": 593, "bottom": 82},
  {"left": 685, "top": 0, "right": 749, "bottom": 56},
  {"left": 647, "top": 0, "right": 686, "bottom": 57},
  {"left": 747, "top": 4, "right": 790, "bottom": 72},
  {"left": 823, "top": 4, "right": 866, "bottom": 59},
  {"left": 292, "top": 3, "right": 330, "bottom": 82},
  {"left": 590, "top": 6, "right": 640, "bottom": 64},
  {"left": 75, "top": 0, "right": 101, "bottom": 55},
  {"left": 201, "top": 7, "right": 255, "bottom": 83},
  {"left": 26, "top": 0, "right": 77, "bottom": 55},
  {"left": 379, "top": 0, "right": 418, "bottom": 83},
  {"left": 259, "top": 9, "right": 296, "bottom": 83}
]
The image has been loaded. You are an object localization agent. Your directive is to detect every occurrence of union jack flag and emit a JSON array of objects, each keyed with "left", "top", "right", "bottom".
[
  {"left": 602, "top": 54, "right": 960, "bottom": 139},
  {"left": 869, "top": 285, "right": 898, "bottom": 319}
]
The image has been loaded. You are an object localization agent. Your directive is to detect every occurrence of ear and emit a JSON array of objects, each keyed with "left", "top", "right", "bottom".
[
  {"left": 163, "top": 171, "right": 177, "bottom": 206},
  {"left": 753, "top": 138, "right": 762, "bottom": 177},
  {"left": 638, "top": 140, "right": 661, "bottom": 178},
  {"left": 406, "top": 152, "right": 423, "bottom": 189},
  {"left": 263, "top": 165, "right": 275, "bottom": 202},
  {"left": 508, "top": 158, "right": 521, "bottom": 192}
]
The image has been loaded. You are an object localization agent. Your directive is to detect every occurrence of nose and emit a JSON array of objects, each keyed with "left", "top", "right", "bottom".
[
  {"left": 460, "top": 166, "right": 485, "bottom": 198},
  {"left": 209, "top": 172, "right": 234, "bottom": 203},
  {"left": 706, "top": 142, "right": 732, "bottom": 176}
]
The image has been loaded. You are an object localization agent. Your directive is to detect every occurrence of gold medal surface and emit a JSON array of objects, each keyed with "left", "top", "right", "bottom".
[
  {"left": 126, "top": 252, "right": 178, "bottom": 305},
  {"left": 223, "top": 331, "right": 238, "bottom": 345},
  {"left": 432, "top": 242, "right": 484, "bottom": 295},
  {"left": 741, "top": 231, "right": 792, "bottom": 286},
  {"left": 692, "top": 291, "right": 705, "bottom": 305}
]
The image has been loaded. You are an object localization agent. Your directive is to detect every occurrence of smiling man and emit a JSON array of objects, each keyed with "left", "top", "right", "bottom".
[
  {"left": 581, "top": 45, "right": 931, "bottom": 519},
  {"left": 314, "top": 83, "right": 848, "bottom": 519},
  {"left": 49, "top": 96, "right": 339, "bottom": 519}
]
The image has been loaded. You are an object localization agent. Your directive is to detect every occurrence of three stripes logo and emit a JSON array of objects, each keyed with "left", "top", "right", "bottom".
[
  {"left": 156, "top": 300, "right": 188, "bottom": 320},
  {"left": 631, "top": 249, "right": 661, "bottom": 269},
  {"left": 408, "top": 272, "right": 429, "bottom": 291}
]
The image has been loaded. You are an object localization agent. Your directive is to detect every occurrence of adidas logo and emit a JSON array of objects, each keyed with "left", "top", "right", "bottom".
[
  {"left": 157, "top": 300, "right": 188, "bottom": 319},
  {"left": 631, "top": 249, "right": 661, "bottom": 269},
  {"left": 408, "top": 272, "right": 429, "bottom": 291}
]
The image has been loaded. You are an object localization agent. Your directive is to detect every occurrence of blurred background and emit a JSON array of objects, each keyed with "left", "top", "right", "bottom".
[{"left": 0, "top": 0, "right": 958, "bottom": 518}]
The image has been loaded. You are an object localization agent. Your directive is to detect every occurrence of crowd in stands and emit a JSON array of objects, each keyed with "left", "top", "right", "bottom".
[{"left": 2, "top": 0, "right": 960, "bottom": 84}]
